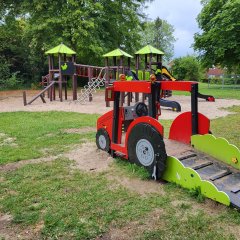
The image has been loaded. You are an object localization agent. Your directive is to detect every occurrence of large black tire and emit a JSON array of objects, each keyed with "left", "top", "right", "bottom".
[
  {"left": 127, "top": 123, "right": 167, "bottom": 179},
  {"left": 96, "top": 128, "right": 110, "bottom": 152}
]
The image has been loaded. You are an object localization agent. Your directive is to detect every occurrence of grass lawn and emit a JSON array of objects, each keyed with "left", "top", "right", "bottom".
[
  {"left": 174, "top": 82, "right": 240, "bottom": 100},
  {"left": 0, "top": 111, "right": 98, "bottom": 164},
  {"left": 0, "top": 107, "right": 240, "bottom": 239}
]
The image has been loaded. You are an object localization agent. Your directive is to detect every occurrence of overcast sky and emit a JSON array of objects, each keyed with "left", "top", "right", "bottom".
[{"left": 145, "top": 0, "right": 203, "bottom": 59}]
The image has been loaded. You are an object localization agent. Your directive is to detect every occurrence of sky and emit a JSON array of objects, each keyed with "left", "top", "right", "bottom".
[{"left": 145, "top": 0, "right": 203, "bottom": 59}]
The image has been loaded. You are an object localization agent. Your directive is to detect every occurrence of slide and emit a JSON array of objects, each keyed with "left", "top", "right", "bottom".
[{"left": 162, "top": 66, "right": 176, "bottom": 81}]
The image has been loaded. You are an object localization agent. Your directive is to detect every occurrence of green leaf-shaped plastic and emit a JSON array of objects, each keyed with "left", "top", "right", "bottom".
[
  {"left": 162, "top": 156, "right": 230, "bottom": 206},
  {"left": 191, "top": 134, "right": 240, "bottom": 170}
]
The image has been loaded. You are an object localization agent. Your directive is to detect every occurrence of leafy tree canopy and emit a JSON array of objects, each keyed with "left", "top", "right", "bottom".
[
  {"left": 0, "top": 0, "right": 152, "bottom": 84},
  {"left": 171, "top": 55, "right": 203, "bottom": 81},
  {"left": 140, "top": 17, "right": 176, "bottom": 62},
  {"left": 194, "top": 0, "right": 240, "bottom": 71}
]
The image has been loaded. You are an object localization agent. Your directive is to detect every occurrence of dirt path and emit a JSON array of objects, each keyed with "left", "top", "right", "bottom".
[{"left": 1, "top": 90, "right": 240, "bottom": 119}]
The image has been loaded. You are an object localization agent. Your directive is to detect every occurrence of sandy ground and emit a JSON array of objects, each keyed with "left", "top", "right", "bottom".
[{"left": 0, "top": 89, "right": 240, "bottom": 119}]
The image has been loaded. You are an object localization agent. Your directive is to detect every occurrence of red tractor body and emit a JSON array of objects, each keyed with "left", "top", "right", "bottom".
[{"left": 96, "top": 80, "right": 210, "bottom": 179}]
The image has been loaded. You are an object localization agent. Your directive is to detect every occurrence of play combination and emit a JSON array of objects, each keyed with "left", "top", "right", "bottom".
[{"left": 96, "top": 75, "right": 240, "bottom": 209}]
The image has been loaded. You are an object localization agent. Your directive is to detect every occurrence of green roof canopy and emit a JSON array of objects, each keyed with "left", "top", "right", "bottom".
[
  {"left": 103, "top": 48, "right": 133, "bottom": 58},
  {"left": 135, "top": 45, "right": 164, "bottom": 55},
  {"left": 45, "top": 43, "right": 76, "bottom": 56}
]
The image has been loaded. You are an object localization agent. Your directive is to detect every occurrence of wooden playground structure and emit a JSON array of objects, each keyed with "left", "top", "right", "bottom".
[{"left": 23, "top": 43, "right": 168, "bottom": 107}]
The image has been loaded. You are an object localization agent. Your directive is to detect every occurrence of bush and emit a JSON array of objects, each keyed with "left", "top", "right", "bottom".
[
  {"left": 0, "top": 71, "right": 21, "bottom": 89},
  {"left": 0, "top": 57, "right": 22, "bottom": 89}
]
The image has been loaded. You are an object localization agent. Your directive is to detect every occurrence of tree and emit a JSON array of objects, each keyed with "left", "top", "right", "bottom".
[
  {"left": 194, "top": 0, "right": 240, "bottom": 71},
  {"left": 140, "top": 17, "right": 176, "bottom": 62},
  {"left": 0, "top": 15, "right": 27, "bottom": 86},
  {"left": 0, "top": 0, "right": 152, "bottom": 85},
  {"left": 171, "top": 56, "right": 203, "bottom": 81}
]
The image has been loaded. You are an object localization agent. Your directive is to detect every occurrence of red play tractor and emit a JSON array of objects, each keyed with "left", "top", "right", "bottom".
[{"left": 96, "top": 79, "right": 210, "bottom": 179}]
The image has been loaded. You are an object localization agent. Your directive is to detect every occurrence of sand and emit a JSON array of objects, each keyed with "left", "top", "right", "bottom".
[{"left": 0, "top": 89, "right": 240, "bottom": 119}]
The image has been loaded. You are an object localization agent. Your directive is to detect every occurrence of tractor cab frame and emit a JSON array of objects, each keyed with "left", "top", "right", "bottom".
[{"left": 96, "top": 80, "right": 210, "bottom": 179}]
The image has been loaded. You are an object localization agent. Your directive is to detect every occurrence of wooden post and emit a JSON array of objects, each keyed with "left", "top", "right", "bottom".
[
  {"left": 120, "top": 56, "right": 125, "bottom": 105},
  {"left": 48, "top": 55, "right": 52, "bottom": 98},
  {"left": 73, "top": 74, "right": 77, "bottom": 100},
  {"left": 23, "top": 91, "right": 27, "bottom": 106},
  {"left": 58, "top": 54, "right": 63, "bottom": 102},
  {"left": 135, "top": 54, "right": 139, "bottom": 102},
  {"left": 89, "top": 67, "right": 93, "bottom": 102},
  {"left": 113, "top": 56, "right": 117, "bottom": 80},
  {"left": 53, "top": 83, "right": 56, "bottom": 100},
  {"left": 105, "top": 57, "right": 110, "bottom": 107},
  {"left": 50, "top": 85, "right": 53, "bottom": 101},
  {"left": 64, "top": 77, "right": 67, "bottom": 100},
  {"left": 149, "top": 53, "right": 152, "bottom": 72},
  {"left": 40, "top": 94, "right": 46, "bottom": 103},
  {"left": 145, "top": 54, "right": 147, "bottom": 70}
]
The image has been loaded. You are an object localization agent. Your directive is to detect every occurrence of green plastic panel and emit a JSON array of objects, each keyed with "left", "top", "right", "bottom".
[
  {"left": 135, "top": 45, "right": 164, "bottom": 55},
  {"left": 134, "top": 70, "right": 150, "bottom": 81},
  {"left": 191, "top": 134, "right": 240, "bottom": 170},
  {"left": 103, "top": 48, "right": 133, "bottom": 58},
  {"left": 162, "top": 156, "right": 230, "bottom": 206},
  {"left": 45, "top": 43, "right": 76, "bottom": 55}
]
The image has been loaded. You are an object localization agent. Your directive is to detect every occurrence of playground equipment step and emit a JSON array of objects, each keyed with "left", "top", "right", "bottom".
[
  {"left": 180, "top": 156, "right": 213, "bottom": 170},
  {"left": 178, "top": 150, "right": 240, "bottom": 208},
  {"left": 196, "top": 163, "right": 232, "bottom": 181},
  {"left": 209, "top": 170, "right": 232, "bottom": 181},
  {"left": 178, "top": 153, "right": 197, "bottom": 160},
  {"left": 213, "top": 173, "right": 240, "bottom": 208}
]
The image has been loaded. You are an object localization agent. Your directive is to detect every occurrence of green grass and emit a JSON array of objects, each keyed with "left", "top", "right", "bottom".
[
  {"left": 1, "top": 159, "right": 239, "bottom": 239},
  {"left": 173, "top": 82, "right": 240, "bottom": 99},
  {"left": 113, "top": 158, "right": 150, "bottom": 180},
  {"left": 0, "top": 111, "right": 98, "bottom": 164},
  {"left": 211, "top": 106, "right": 240, "bottom": 147},
  {"left": 0, "top": 109, "right": 240, "bottom": 238},
  {"left": 0, "top": 159, "right": 170, "bottom": 239},
  {"left": 140, "top": 211, "right": 236, "bottom": 240}
]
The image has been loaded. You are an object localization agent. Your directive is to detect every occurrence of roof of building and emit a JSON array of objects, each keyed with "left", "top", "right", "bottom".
[{"left": 207, "top": 68, "right": 225, "bottom": 76}]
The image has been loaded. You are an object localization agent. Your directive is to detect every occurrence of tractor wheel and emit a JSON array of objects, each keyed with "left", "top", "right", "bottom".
[
  {"left": 127, "top": 123, "right": 167, "bottom": 179},
  {"left": 96, "top": 128, "right": 110, "bottom": 152}
]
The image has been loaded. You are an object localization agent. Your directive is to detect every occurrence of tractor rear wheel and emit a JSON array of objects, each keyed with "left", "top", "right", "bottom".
[
  {"left": 96, "top": 128, "right": 110, "bottom": 152},
  {"left": 127, "top": 123, "right": 167, "bottom": 179}
]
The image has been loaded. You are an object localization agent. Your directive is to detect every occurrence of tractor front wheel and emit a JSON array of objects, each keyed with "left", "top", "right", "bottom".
[
  {"left": 96, "top": 128, "right": 110, "bottom": 152},
  {"left": 127, "top": 123, "right": 167, "bottom": 179}
]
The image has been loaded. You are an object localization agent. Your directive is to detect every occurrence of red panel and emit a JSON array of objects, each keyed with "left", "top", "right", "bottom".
[
  {"left": 97, "top": 110, "right": 113, "bottom": 141},
  {"left": 114, "top": 81, "right": 152, "bottom": 93},
  {"left": 169, "top": 112, "right": 210, "bottom": 144},
  {"left": 161, "top": 81, "right": 197, "bottom": 92},
  {"left": 97, "top": 108, "right": 124, "bottom": 144}
]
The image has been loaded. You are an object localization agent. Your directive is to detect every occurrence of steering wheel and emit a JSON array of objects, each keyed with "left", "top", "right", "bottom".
[{"left": 135, "top": 102, "right": 148, "bottom": 117}]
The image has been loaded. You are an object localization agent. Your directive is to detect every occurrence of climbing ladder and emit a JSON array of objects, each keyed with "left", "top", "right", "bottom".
[{"left": 77, "top": 67, "right": 106, "bottom": 104}]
